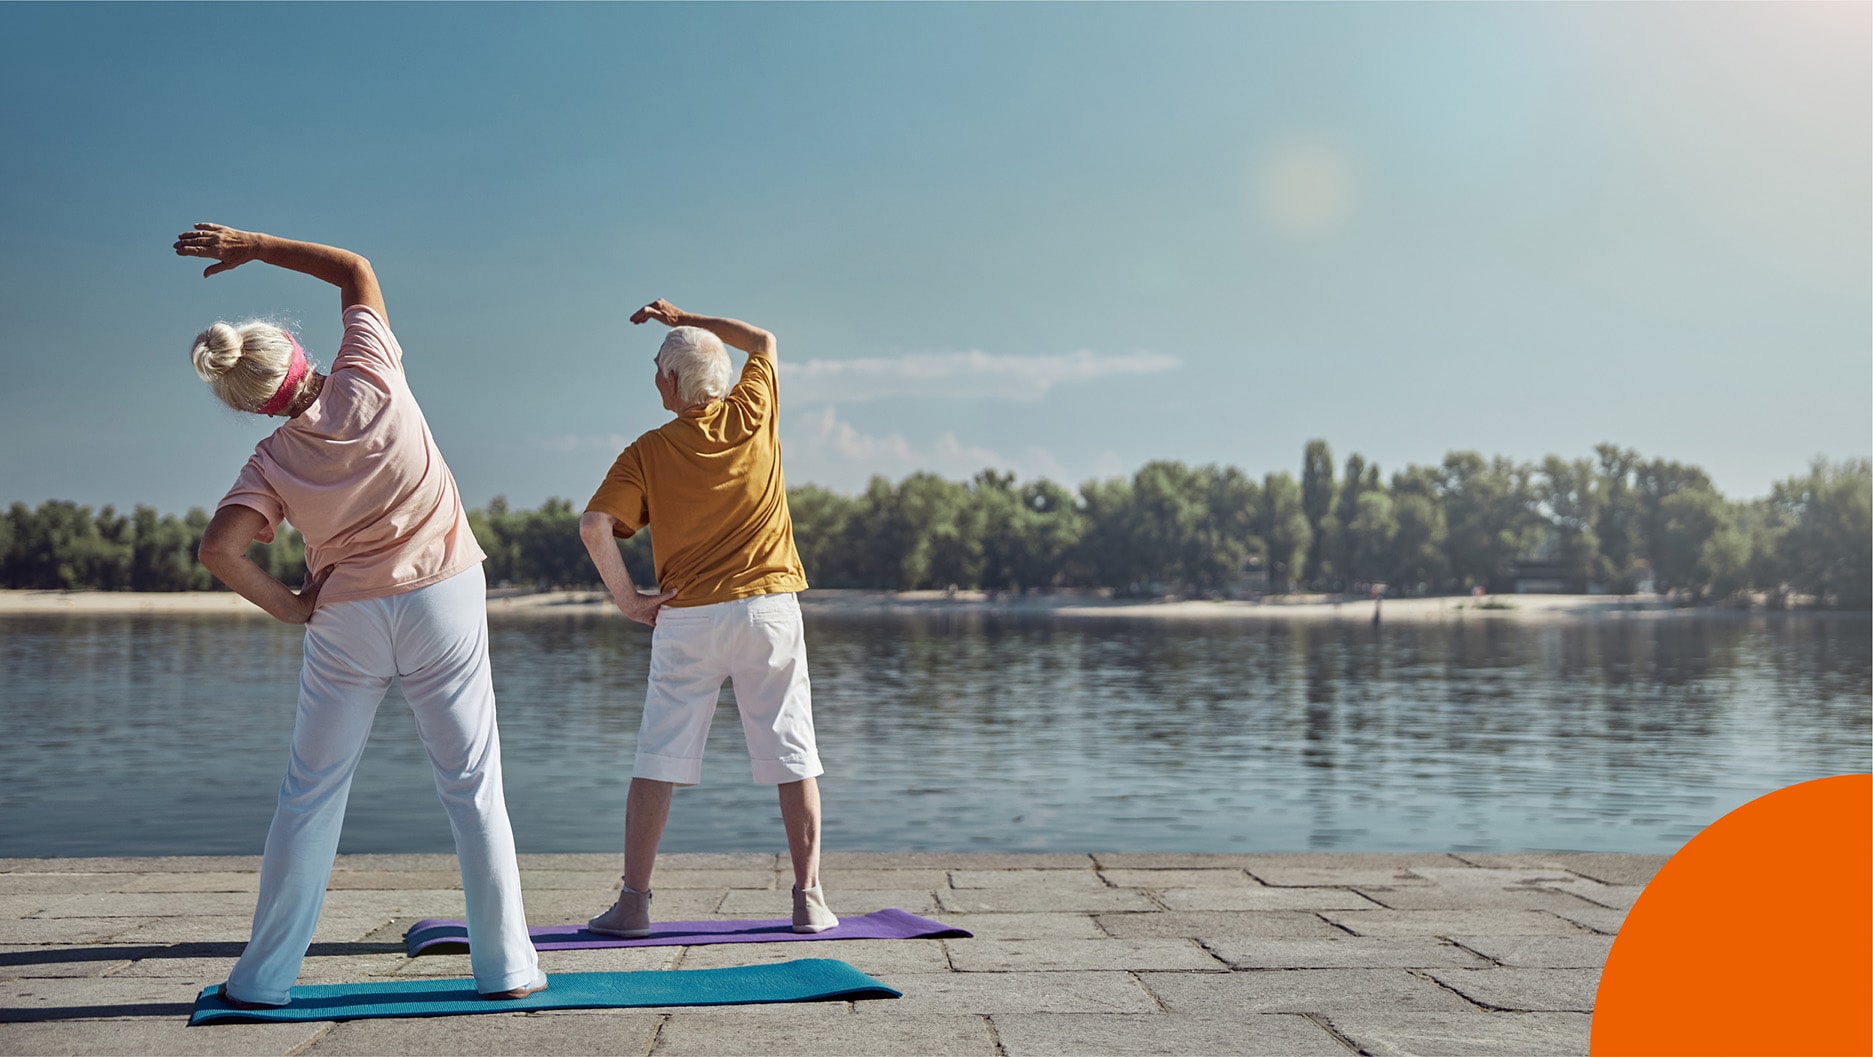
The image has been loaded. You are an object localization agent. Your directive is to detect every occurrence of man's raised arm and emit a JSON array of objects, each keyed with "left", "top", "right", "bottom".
[{"left": 630, "top": 299, "right": 776, "bottom": 359}]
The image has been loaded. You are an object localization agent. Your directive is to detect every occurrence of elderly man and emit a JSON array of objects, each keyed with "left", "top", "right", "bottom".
[{"left": 579, "top": 298, "right": 836, "bottom": 936}]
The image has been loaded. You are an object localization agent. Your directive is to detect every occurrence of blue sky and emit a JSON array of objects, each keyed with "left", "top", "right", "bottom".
[{"left": 2, "top": 3, "right": 1866, "bottom": 515}]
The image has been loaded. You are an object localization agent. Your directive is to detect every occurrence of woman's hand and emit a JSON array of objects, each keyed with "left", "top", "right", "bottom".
[
  {"left": 630, "top": 299, "right": 686, "bottom": 327},
  {"left": 174, "top": 222, "right": 265, "bottom": 278}
]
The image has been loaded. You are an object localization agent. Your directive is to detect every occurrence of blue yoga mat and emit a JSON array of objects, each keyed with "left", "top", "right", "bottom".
[{"left": 190, "top": 959, "right": 899, "bottom": 1025}]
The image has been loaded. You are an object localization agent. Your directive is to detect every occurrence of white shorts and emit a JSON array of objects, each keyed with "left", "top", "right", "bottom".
[{"left": 633, "top": 592, "right": 823, "bottom": 786}]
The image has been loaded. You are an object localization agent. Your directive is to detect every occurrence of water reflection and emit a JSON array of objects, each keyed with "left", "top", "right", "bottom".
[{"left": 1, "top": 611, "right": 1867, "bottom": 856}]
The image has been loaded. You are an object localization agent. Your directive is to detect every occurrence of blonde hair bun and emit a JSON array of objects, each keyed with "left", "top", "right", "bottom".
[
  {"left": 191, "top": 322, "right": 246, "bottom": 382},
  {"left": 188, "top": 320, "right": 302, "bottom": 413}
]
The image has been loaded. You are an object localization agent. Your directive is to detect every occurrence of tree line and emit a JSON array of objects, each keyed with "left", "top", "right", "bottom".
[{"left": 4, "top": 442, "right": 1868, "bottom": 608}]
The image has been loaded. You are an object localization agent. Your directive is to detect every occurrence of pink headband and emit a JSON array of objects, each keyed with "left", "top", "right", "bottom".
[{"left": 257, "top": 332, "right": 310, "bottom": 416}]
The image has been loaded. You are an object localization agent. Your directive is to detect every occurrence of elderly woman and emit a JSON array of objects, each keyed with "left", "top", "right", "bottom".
[{"left": 174, "top": 223, "right": 544, "bottom": 1007}]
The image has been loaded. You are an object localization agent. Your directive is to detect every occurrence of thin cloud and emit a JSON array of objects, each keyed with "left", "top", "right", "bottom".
[
  {"left": 785, "top": 406, "right": 1071, "bottom": 491},
  {"left": 782, "top": 349, "right": 1180, "bottom": 404}
]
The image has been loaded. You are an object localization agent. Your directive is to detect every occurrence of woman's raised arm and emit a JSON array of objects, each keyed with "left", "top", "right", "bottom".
[{"left": 174, "top": 223, "right": 386, "bottom": 321}]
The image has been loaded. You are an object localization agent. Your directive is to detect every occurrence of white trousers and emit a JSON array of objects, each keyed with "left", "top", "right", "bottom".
[{"left": 224, "top": 565, "right": 541, "bottom": 1004}]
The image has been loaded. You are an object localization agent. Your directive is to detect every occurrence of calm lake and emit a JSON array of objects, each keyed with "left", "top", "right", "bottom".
[{"left": 1, "top": 609, "right": 1867, "bottom": 858}]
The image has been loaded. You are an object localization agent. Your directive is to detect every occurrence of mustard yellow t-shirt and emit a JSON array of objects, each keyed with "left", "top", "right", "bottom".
[{"left": 585, "top": 352, "right": 807, "bottom": 607}]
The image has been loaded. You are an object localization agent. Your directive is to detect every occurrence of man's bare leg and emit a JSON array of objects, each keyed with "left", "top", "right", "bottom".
[
  {"left": 623, "top": 778, "right": 674, "bottom": 893},
  {"left": 777, "top": 777, "right": 822, "bottom": 890}
]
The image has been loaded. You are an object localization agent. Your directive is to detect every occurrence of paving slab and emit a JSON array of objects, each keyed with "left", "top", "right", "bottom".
[
  {"left": 0, "top": 874, "right": 126, "bottom": 895},
  {"left": 818, "top": 869, "right": 952, "bottom": 890},
  {"left": 0, "top": 976, "right": 207, "bottom": 1019},
  {"left": 947, "top": 870, "right": 1109, "bottom": 891},
  {"left": 655, "top": 1008, "right": 994, "bottom": 1056},
  {"left": 1, "top": 918, "right": 150, "bottom": 945},
  {"left": 1425, "top": 968, "right": 1600, "bottom": 1013},
  {"left": 102, "top": 916, "right": 388, "bottom": 945},
  {"left": 1446, "top": 935, "right": 1615, "bottom": 969},
  {"left": 939, "top": 888, "right": 1158, "bottom": 914},
  {"left": 635, "top": 870, "right": 779, "bottom": 890},
  {"left": 931, "top": 913, "right": 1106, "bottom": 940},
  {"left": 305, "top": 1009, "right": 659, "bottom": 1056},
  {"left": 1350, "top": 885, "right": 1608, "bottom": 913},
  {"left": 30, "top": 893, "right": 264, "bottom": 920},
  {"left": 0, "top": 857, "right": 264, "bottom": 875},
  {"left": 1321, "top": 909, "right": 1595, "bottom": 938},
  {"left": 1325, "top": 1010, "right": 1592, "bottom": 1056},
  {"left": 1095, "top": 869, "right": 1257, "bottom": 889},
  {"left": 0, "top": 944, "right": 139, "bottom": 979},
  {"left": 317, "top": 890, "right": 469, "bottom": 918},
  {"left": 1249, "top": 867, "right": 1435, "bottom": 887},
  {"left": 1546, "top": 905, "right": 1627, "bottom": 935},
  {"left": 1528, "top": 879, "right": 1645, "bottom": 910},
  {"left": 992, "top": 1011, "right": 1351, "bottom": 1056},
  {"left": 1095, "top": 910, "right": 1346, "bottom": 940},
  {"left": 114, "top": 874, "right": 262, "bottom": 894},
  {"left": 0, "top": 1019, "right": 330, "bottom": 1056},
  {"left": 1090, "top": 854, "right": 1268, "bottom": 870},
  {"left": 1157, "top": 887, "right": 1378, "bottom": 911},
  {"left": 848, "top": 971, "right": 1158, "bottom": 1015},
  {"left": 0, "top": 894, "right": 63, "bottom": 917},
  {"left": 638, "top": 853, "right": 779, "bottom": 871},
  {"left": 1205, "top": 937, "right": 1493, "bottom": 970},
  {"left": 536, "top": 947, "right": 683, "bottom": 974},
  {"left": 821, "top": 853, "right": 1094, "bottom": 870},
  {"left": 946, "top": 938, "right": 1225, "bottom": 973},
  {"left": 1142, "top": 968, "right": 1478, "bottom": 1016},
  {"left": 516, "top": 870, "right": 625, "bottom": 891},
  {"left": 330, "top": 854, "right": 460, "bottom": 872},
  {"left": 1459, "top": 853, "right": 1668, "bottom": 886},
  {"left": 325, "top": 870, "right": 462, "bottom": 891}
]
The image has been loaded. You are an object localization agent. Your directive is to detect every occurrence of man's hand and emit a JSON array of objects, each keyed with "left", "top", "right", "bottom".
[
  {"left": 174, "top": 222, "right": 264, "bottom": 278},
  {"left": 615, "top": 586, "right": 679, "bottom": 627},
  {"left": 287, "top": 565, "right": 336, "bottom": 624},
  {"left": 630, "top": 299, "right": 686, "bottom": 327}
]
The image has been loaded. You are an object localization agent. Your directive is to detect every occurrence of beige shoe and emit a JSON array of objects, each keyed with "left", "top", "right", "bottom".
[
  {"left": 588, "top": 886, "right": 652, "bottom": 938},
  {"left": 484, "top": 971, "right": 549, "bottom": 1000},
  {"left": 792, "top": 884, "right": 839, "bottom": 933}
]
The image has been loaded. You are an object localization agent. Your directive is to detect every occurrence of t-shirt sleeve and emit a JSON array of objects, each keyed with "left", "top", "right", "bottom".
[
  {"left": 726, "top": 353, "right": 777, "bottom": 428},
  {"left": 330, "top": 305, "right": 403, "bottom": 376},
  {"left": 585, "top": 445, "right": 650, "bottom": 539},
  {"left": 217, "top": 454, "right": 285, "bottom": 544}
]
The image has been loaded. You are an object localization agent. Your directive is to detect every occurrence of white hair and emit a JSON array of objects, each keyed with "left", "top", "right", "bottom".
[
  {"left": 656, "top": 326, "right": 732, "bottom": 404},
  {"left": 189, "top": 320, "right": 315, "bottom": 414}
]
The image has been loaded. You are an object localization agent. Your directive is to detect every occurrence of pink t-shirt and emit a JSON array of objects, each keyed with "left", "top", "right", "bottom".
[{"left": 217, "top": 306, "right": 486, "bottom": 607}]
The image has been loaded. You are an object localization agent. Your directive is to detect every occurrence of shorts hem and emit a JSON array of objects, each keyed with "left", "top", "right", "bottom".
[
  {"left": 633, "top": 752, "right": 701, "bottom": 786},
  {"left": 751, "top": 756, "right": 824, "bottom": 785}
]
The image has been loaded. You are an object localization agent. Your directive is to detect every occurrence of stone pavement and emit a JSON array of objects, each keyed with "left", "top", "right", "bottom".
[{"left": 0, "top": 852, "right": 1661, "bottom": 1056}]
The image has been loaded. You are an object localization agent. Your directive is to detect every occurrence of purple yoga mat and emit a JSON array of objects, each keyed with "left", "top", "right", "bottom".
[{"left": 405, "top": 908, "right": 971, "bottom": 956}]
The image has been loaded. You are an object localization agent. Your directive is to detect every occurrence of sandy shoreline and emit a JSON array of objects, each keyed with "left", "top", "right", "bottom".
[{"left": 0, "top": 587, "right": 1841, "bottom": 622}]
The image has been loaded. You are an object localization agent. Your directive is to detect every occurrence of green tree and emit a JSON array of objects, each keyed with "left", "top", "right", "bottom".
[
  {"left": 1771, "top": 459, "right": 1872, "bottom": 608},
  {"left": 1300, "top": 439, "right": 1336, "bottom": 586},
  {"left": 1074, "top": 476, "right": 1141, "bottom": 593},
  {"left": 1440, "top": 453, "right": 1537, "bottom": 591},
  {"left": 1536, "top": 456, "right": 1607, "bottom": 591},
  {"left": 1257, "top": 472, "right": 1312, "bottom": 592}
]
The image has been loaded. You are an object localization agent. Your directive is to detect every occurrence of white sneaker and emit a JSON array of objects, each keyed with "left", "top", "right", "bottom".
[
  {"left": 792, "top": 884, "right": 839, "bottom": 933},
  {"left": 588, "top": 886, "right": 652, "bottom": 938}
]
